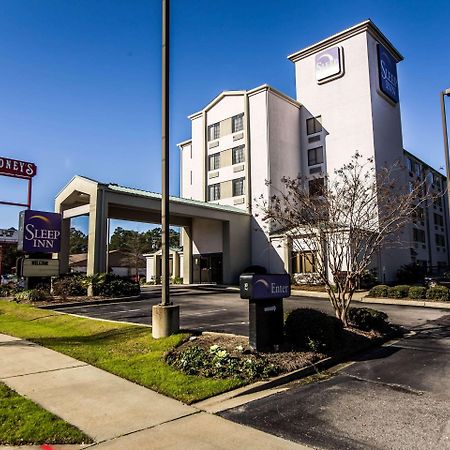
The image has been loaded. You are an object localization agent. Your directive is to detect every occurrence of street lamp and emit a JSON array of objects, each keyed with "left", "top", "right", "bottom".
[
  {"left": 440, "top": 88, "right": 450, "bottom": 267},
  {"left": 152, "top": 0, "right": 180, "bottom": 338},
  {"left": 441, "top": 88, "right": 450, "bottom": 191}
]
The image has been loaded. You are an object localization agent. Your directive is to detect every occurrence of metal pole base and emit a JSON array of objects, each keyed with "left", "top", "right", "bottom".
[{"left": 152, "top": 304, "right": 180, "bottom": 338}]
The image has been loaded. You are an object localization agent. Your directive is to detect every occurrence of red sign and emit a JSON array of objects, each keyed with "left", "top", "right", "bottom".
[{"left": 0, "top": 157, "right": 37, "bottom": 178}]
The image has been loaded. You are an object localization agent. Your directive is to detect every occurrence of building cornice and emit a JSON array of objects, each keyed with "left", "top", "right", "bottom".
[
  {"left": 403, "top": 149, "right": 446, "bottom": 179},
  {"left": 176, "top": 139, "right": 192, "bottom": 150},
  {"left": 187, "top": 85, "right": 301, "bottom": 121},
  {"left": 188, "top": 90, "right": 246, "bottom": 120},
  {"left": 247, "top": 84, "right": 301, "bottom": 109},
  {"left": 288, "top": 19, "right": 403, "bottom": 63}
]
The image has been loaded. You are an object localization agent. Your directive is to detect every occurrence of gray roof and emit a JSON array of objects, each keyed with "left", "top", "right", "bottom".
[{"left": 72, "top": 176, "right": 248, "bottom": 215}]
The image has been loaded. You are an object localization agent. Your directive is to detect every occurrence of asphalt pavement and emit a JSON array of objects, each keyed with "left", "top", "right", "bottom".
[
  {"left": 220, "top": 313, "right": 450, "bottom": 449},
  {"left": 47, "top": 285, "right": 449, "bottom": 335},
  {"left": 46, "top": 286, "right": 450, "bottom": 449}
]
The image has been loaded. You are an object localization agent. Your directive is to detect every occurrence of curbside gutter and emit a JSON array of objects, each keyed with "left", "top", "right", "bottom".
[{"left": 291, "top": 289, "right": 450, "bottom": 310}]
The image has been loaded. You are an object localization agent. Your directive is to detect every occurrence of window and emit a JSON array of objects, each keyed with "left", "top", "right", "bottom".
[
  {"left": 232, "top": 145, "right": 245, "bottom": 164},
  {"left": 434, "top": 213, "right": 444, "bottom": 227},
  {"left": 208, "top": 183, "right": 220, "bottom": 201},
  {"left": 309, "top": 177, "right": 325, "bottom": 197},
  {"left": 232, "top": 114, "right": 244, "bottom": 133},
  {"left": 413, "top": 228, "right": 426, "bottom": 243},
  {"left": 232, "top": 177, "right": 245, "bottom": 197},
  {"left": 434, "top": 196, "right": 443, "bottom": 208},
  {"left": 291, "top": 251, "right": 316, "bottom": 273},
  {"left": 190, "top": 171, "right": 192, "bottom": 185},
  {"left": 412, "top": 208, "right": 425, "bottom": 222},
  {"left": 306, "top": 116, "right": 322, "bottom": 135},
  {"left": 208, "top": 122, "right": 220, "bottom": 141},
  {"left": 436, "top": 234, "right": 446, "bottom": 247},
  {"left": 406, "top": 158, "right": 413, "bottom": 173},
  {"left": 308, "top": 146, "right": 324, "bottom": 166},
  {"left": 415, "top": 162, "right": 422, "bottom": 178},
  {"left": 209, "top": 153, "right": 220, "bottom": 170}
]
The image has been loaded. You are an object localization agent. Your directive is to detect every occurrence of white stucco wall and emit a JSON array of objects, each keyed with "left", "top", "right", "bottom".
[
  {"left": 192, "top": 218, "right": 223, "bottom": 255},
  {"left": 295, "top": 32, "right": 375, "bottom": 178}
]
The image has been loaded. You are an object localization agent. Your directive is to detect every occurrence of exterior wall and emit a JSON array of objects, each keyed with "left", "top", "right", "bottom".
[
  {"left": 205, "top": 94, "right": 247, "bottom": 209},
  {"left": 192, "top": 218, "right": 223, "bottom": 255},
  {"left": 294, "top": 32, "right": 375, "bottom": 178}
]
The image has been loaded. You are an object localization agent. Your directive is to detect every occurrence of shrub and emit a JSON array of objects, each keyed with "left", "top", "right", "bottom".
[
  {"left": 171, "top": 277, "right": 183, "bottom": 285},
  {"left": 396, "top": 263, "right": 427, "bottom": 285},
  {"left": 408, "top": 286, "right": 427, "bottom": 299},
  {"left": 359, "top": 270, "right": 378, "bottom": 289},
  {"left": 167, "top": 344, "right": 277, "bottom": 381},
  {"left": 284, "top": 308, "right": 343, "bottom": 352},
  {"left": 348, "top": 307, "right": 389, "bottom": 331},
  {"left": 15, "top": 289, "right": 48, "bottom": 302},
  {"left": 426, "top": 286, "right": 450, "bottom": 301},
  {"left": 87, "top": 273, "right": 140, "bottom": 297},
  {"left": 52, "top": 274, "right": 87, "bottom": 298},
  {"left": 368, "top": 285, "right": 389, "bottom": 297},
  {"left": 387, "top": 285, "right": 410, "bottom": 299}
]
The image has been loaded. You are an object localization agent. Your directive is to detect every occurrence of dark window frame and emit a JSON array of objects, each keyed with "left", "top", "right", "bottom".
[{"left": 306, "top": 116, "right": 322, "bottom": 135}]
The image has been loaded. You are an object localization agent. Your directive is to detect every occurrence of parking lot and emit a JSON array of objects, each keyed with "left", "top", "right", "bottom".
[{"left": 47, "top": 285, "right": 449, "bottom": 335}]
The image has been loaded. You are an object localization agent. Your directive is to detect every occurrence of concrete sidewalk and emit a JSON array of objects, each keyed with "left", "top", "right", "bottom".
[{"left": 0, "top": 333, "right": 305, "bottom": 449}]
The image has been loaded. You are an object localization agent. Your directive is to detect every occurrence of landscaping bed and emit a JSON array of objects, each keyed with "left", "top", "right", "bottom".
[
  {"left": 166, "top": 308, "right": 397, "bottom": 382},
  {"left": 0, "top": 382, "right": 92, "bottom": 446}
]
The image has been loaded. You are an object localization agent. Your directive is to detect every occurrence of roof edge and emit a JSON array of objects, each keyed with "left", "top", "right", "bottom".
[{"left": 288, "top": 19, "right": 403, "bottom": 63}]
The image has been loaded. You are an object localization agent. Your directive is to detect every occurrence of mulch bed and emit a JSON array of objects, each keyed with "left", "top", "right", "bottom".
[{"left": 169, "top": 326, "right": 387, "bottom": 375}]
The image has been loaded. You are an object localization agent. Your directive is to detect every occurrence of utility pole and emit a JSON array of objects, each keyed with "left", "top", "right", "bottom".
[{"left": 152, "top": 0, "right": 180, "bottom": 338}]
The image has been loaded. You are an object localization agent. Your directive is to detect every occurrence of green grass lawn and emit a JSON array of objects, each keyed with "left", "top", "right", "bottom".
[
  {"left": 0, "top": 382, "right": 92, "bottom": 445},
  {"left": 0, "top": 300, "right": 244, "bottom": 404}
]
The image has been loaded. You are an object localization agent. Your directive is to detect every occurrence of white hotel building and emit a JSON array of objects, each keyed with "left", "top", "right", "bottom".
[{"left": 178, "top": 20, "right": 449, "bottom": 284}]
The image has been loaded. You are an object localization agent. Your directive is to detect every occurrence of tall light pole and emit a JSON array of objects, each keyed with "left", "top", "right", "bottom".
[
  {"left": 161, "top": 0, "right": 170, "bottom": 307},
  {"left": 152, "top": 0, "right": 180, "bottom": 338},
  {"left": 441, "top": 88, "right": 450, "bottom": 191},
  {"left": 440, "top": 88, "right": 450, "bottom": 267}
]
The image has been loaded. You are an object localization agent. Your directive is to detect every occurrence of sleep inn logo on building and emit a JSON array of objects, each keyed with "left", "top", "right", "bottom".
[
  {"left": 315, "top": 47, "right": 343, "bottom": 82},
  {"left": 378, "top": 44, "right": 399, "bottom": 103},
  {"left": 18, "top": 210, "right": 62, "bottom": 253}
]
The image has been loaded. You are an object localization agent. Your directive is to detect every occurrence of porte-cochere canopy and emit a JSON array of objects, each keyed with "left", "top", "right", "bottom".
[{"left": 55, "top": 175, "right": 251, "bottom": 284}]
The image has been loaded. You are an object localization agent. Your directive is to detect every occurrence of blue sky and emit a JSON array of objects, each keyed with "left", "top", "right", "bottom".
[{"left": 1, "top": 0, "right": 449, "bottom": 232}]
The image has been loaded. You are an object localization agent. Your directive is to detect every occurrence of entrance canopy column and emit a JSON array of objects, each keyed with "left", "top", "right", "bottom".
[{"left": 87, "top": 188, "right": 108, "bottom": 275}]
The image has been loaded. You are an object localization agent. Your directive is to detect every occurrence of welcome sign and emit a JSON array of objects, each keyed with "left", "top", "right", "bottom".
[
  {"left": 378, "top": 44, "right": 399, "bottom": 103},
  {"left": 18, "top": 210, "right": 62, "bottom": 253}
]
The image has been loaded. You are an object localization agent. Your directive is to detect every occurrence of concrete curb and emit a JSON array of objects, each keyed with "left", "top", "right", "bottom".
[
  {"left": 38, "top": 295, "right": 141, "bottom": 309},
  {"left": 291, "top": 289, "right": 450, "bottom": 310},
  {"left": 193, "top": 329, "right": 400, "bottom": 411}
]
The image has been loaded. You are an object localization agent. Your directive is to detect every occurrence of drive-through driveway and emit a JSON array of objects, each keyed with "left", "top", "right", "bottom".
[{"left": 46, "top": 285, "right": 448, "bottom": 336}]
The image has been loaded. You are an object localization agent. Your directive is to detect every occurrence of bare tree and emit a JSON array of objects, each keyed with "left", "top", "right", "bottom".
[{"left": 261, "top": 152, "right": 437, "bottom": 326}]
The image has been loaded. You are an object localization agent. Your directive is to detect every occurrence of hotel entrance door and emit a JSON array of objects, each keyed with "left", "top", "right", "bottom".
[{"left": 193, "top": 253, "right": 223, "bottom": 284}]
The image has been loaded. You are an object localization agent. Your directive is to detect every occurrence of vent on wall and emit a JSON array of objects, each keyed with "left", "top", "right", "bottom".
[{"left": 308, "top": 135, "right": 321, "bottom": 143}]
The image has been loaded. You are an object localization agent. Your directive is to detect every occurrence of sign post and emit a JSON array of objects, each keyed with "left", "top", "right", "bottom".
[{"left": 240, "top": 273, "right": 291, "bottom": 352}]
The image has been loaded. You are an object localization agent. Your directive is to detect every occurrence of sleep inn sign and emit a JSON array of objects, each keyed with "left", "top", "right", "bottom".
[{"left": 18, "top": 210, "right": 62, "bottom": 253}]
